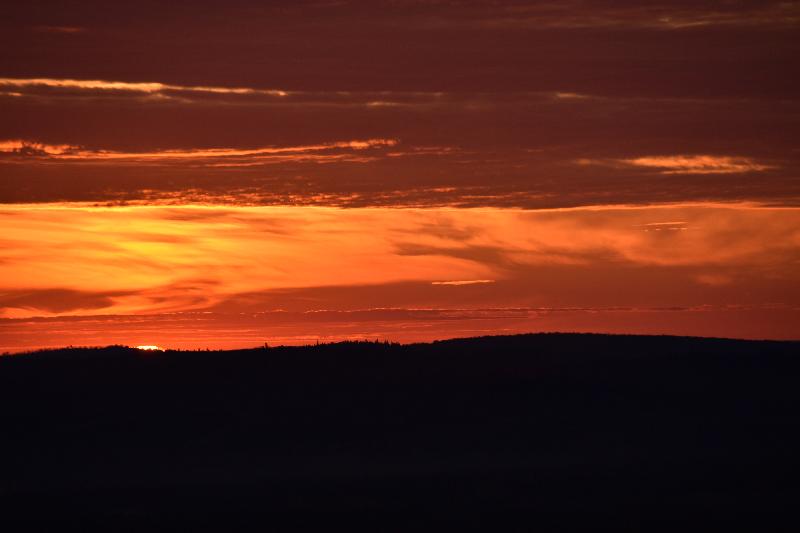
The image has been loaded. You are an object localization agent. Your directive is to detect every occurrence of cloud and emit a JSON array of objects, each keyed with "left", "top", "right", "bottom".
[
  {"left": 0, "top": 140, "right": 78, "bottom": 156},
  {"left": 0, "top": 200, "right": 798, "bottom": 325},
  {"left": 0, "top": 288, "right": 130, "bottom": 314},
  {"left": 394, "top": 243, "right": 515, "bottom": 269},
  {"left": 553, "top": 92, "right": 592, "bottom": 100},
  {"left": 577, "top": 155, "right": 774, "bottom": 175},
  {"left": 3, "top": 76, "right": 796, "bottom": 207},
  {"left": 0, "top": 77, "right": 617, "bottom": 107},
  {"left": 0, "top": 77, "right": 288, "bottom": 98},
  {"left": 431, "top": 280, "right": 495, "bottom": 286},
  {"left": 0, "top": 77, "right": 463, "bottom": 107},
  {"left": 0, "top": 138, "right": 398, "bottom": 164},
  {"left": 619, "top": 155, "right": 774, "bottom": 174}
]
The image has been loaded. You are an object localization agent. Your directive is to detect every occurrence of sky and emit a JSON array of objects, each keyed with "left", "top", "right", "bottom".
[{"left": 1, "top": 1, "right": 798, "bottom": 350}]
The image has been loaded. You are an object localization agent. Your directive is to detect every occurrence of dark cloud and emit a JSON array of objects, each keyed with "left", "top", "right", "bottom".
[
  {"left": 0, "top": 288, "right": 131, "bottom": 313},
  {"left": 394, "top": 243, "right": 518, "bottom": 269}
]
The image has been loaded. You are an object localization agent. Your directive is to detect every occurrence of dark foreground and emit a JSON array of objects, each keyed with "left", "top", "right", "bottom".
[{"left": 1, "top": 333, "right": 799, "bottom": 531}]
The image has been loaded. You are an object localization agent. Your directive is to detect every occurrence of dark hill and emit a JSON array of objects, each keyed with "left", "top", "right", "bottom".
[{"left": 1, "top": 333, "right": 799, "bottom": 531}]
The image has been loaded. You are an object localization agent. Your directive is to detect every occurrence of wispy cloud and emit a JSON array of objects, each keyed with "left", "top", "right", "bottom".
[
  {"left": 0, "top": 77, "right": 288, "bottom": 98},
  {"left": 578, "top": 155, "right": 774, "bottom": 175},
  {"left": 0, "top": 140, "right": 77, "bottom": 156},
  {"left": 0, "top": 138, "right": 398, "bottom": 164},
  {"left": 553, "top": 92, "right": 592, "bottom": 100},
  {"left": 431, "top": 279, "right": 495, "bottom": 286},
  {"left": 0, "top": 77, "right": 624, "bottom": 107},
  {"left": 620, "top": 155, "right": 774, "bottom": 174}
]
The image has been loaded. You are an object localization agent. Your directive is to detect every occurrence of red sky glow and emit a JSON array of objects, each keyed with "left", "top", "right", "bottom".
[{"left": 1, "top": 1, "right": 798, "bottom": 350}]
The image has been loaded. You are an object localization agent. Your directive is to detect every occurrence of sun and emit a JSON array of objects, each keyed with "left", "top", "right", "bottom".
[{"left": 136, "top": 345, "right": 163, "bottom": 351}]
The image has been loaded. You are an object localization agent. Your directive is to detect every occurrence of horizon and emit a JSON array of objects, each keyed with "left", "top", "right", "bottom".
[{"left": 4, "top": 330, "right": 799, "bottom": 357}]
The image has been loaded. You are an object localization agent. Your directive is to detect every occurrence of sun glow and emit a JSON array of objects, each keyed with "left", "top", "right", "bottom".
[
  {"left": 136, "top": 345, "right": 163, "bottom": 351},
  {"left": 0, "top": 203, "right": 798, "bottom": 351}
]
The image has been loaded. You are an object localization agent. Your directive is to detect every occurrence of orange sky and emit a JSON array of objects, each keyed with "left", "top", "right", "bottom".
[
  {"left": 1, "top": 203, "right": 797, "bottom": 350},
  {"left": 1, "top": 1, "right": 798, "bottom": 349}
]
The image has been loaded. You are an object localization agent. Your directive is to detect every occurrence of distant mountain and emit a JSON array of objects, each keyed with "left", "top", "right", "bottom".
[{"left": 1, "top": 333, "right": 799, "bottom": 531}]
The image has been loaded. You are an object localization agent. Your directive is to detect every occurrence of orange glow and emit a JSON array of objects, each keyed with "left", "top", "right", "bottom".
[
  {"left": 2, "top": 2, "right": 797, "bottom": 353},
  {"left": 0, "top": 202, "right": 798, "bottom": 351}
]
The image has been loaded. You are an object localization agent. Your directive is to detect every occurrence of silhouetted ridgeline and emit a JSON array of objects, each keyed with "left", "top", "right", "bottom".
[{"left": 1, "top": 333, "right": 799, "bottom": 531}]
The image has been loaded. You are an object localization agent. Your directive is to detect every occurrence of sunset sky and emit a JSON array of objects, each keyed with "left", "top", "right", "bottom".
[{"left": 1, "top": 1, "right": 798, "bottom": 351}]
